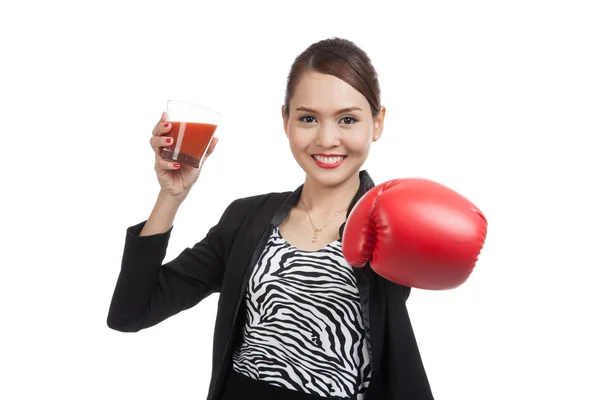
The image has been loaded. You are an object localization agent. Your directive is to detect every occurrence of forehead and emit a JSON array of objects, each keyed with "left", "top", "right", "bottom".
[{"left": 290, "top": 72, "right": 368, "bottom": 111}]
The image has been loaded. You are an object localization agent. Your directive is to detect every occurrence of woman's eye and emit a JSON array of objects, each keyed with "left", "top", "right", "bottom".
[{"left": 299, "top": 116, "right": 357, "bottom": 124}]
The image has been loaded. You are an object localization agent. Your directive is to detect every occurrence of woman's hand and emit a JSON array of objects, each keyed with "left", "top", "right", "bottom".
[{"left": 149, "top": 112, "right": 218, "bottom": 200}]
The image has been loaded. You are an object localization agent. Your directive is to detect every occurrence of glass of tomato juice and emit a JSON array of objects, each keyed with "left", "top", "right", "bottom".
[{"left": 160, "top": 100, "right": 222, "bottom": 169}]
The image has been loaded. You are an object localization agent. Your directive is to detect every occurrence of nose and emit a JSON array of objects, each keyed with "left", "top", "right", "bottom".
[{"left": 315, "top": 121, "right": 341, "bottom": 148}]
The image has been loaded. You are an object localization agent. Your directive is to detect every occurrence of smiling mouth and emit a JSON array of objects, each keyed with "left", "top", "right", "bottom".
[
  {"left": 312, "top": 154, "right": 347, "bottom": 164},
  {"left": 311, "top": 154, "right": 347, "bottom": 166}
]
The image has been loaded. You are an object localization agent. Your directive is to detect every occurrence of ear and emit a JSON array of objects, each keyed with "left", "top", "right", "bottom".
[
  {"left": 281, "top": 105, "right": 289, "bottom": 138},
  {"left": 373, "top": 106, "right": 386, "bottom": 142}
]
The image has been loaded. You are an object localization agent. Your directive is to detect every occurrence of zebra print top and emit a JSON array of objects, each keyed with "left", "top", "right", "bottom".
[{"left": 231, "top": 225, "right": 372, "bottom": 399}]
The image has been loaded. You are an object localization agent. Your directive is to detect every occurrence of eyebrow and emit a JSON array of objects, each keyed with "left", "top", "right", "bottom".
[{"left": 295, "top": 106, "right": 362, "bottom": 114}]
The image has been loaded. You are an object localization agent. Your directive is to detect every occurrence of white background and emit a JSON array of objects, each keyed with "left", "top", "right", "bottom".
[{"left": 2, "top": 0, "right": 599, "bottom": 399}]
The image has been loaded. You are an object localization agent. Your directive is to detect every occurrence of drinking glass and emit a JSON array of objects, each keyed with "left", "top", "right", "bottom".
[{"left": 160, "top": 100, "right": 222, "bottom": 169}]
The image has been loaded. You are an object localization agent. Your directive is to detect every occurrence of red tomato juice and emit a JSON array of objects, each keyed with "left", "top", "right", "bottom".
[{"left": 160, "top": 121, "right": 218, "bottom": 169}]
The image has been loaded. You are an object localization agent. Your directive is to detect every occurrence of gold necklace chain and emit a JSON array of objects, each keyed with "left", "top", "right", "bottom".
[{"left": 300, "top": 198, "right": 346, "bottom": 243}]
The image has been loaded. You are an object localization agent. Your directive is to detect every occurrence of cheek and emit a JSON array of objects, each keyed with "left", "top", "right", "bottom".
[
  {"left": 344, "top": 131, "right": 372, "bottom": 154},
  {"left": 288, "top": 128, "right": 311, "bottom": 150}
]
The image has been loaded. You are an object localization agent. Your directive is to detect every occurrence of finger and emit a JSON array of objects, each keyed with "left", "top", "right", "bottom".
[
  {"left": 205, "top": 136, "right": 219, "bottom": 156},
  {"left": 199, "top": 137, "right": 219, "bottom": 168},
  {"left": 152, "top": 112, "right": 167, "bottom": 136},
  {"left": 149, "top": 135, "right": 174, "bottom": 154},
  {"left": 154, "top": 157, "right": 181, "bottom": 172},
  {"left": 152, "top": 120, "right": 172, "bottom": 137}
]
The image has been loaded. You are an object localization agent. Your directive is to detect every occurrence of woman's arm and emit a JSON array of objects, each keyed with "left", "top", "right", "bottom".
[
  {"left": 106, "top": 197, "right": 239, "bottom": 332},
  {"left": 139, "top": 191, "right": 185, "bottom": 236}
]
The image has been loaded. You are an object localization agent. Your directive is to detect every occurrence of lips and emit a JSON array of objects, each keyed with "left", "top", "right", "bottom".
[{"left": 311, "top": 154, "right": 347, "bottom": 169}]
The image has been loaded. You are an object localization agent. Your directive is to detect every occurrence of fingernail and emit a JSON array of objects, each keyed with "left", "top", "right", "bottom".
[
  {"left": 166, "top": 138, "right": 172, "bottom": 143},
  {"left": 173, "top": 163, "right": 180, "bottom": 168},
  {"left": 164, "top": 122, "right": 169, "bottom": 127}
]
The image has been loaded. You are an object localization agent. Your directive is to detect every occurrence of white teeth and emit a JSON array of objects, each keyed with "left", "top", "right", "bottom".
[{"left": 314, "top": 155, "right": 344, "bottom": 164}]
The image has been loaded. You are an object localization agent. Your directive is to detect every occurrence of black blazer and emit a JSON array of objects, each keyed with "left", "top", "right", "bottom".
[{"left": 107, "top": 170, "right": 434, "bottom": 400}]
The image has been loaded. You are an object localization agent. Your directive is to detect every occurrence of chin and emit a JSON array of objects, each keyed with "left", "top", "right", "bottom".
[{"left": 303, "top": 160, "right": 362, "bottom": 188}]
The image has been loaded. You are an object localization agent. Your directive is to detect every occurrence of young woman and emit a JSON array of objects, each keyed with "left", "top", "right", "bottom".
[{"left": 108, "top": 37, "right": 485, "bottom": 400}]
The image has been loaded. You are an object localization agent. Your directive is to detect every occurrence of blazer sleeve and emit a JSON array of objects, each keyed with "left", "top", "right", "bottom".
[{"left": 106, "top": 199, "right": 240, "bottom": 332}]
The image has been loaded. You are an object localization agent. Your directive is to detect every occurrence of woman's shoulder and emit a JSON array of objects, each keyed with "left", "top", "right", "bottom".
[{"left": 225, "top": 190, "right": 295, "bottom": 217}]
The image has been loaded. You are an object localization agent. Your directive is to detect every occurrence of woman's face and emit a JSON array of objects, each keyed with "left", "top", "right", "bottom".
[{"left": 282, "top": 71, "right": 385, "bottom": 188}]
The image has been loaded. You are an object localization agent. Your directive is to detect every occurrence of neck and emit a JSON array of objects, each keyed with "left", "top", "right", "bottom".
[{"left": 300, "top": 172, "right": 361, "bottom": 215}]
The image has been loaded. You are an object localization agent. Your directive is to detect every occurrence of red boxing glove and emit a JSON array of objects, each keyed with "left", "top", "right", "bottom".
[{"left": 342, "top": 179, "right": 487, "bottom": 290}]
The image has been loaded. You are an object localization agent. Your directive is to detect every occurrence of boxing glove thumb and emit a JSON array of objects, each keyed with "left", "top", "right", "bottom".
[{"left": 342, "top": 178, "right": 487, "bottom": 290}]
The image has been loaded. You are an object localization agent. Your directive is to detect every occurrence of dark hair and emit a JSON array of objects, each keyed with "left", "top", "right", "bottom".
[{"left": 283, "top": 37, "right": 381, "bottom": 117}]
